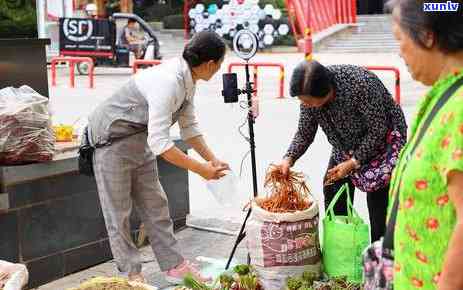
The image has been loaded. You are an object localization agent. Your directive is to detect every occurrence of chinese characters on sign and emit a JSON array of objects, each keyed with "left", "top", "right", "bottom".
[{"left": 261, "top": 216, "right": 321, "bottom": 267}]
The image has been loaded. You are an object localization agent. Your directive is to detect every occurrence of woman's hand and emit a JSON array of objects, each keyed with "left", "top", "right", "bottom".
[
  {"left": 277, "top": 157, "right": 294, "bottom": 176},
  {"left": 325, "top": 159, "right": 357, "bottom": 185},
  {"left": 198, "top": 161, "right": 228, "bottom": 180},
  {"left": 211, "top": 158, "right": 230, "bottom": 171}
]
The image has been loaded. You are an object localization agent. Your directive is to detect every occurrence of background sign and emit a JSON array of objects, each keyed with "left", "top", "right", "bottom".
[{"left": 59, "top": 18, "right": 115, "bottom": 52}]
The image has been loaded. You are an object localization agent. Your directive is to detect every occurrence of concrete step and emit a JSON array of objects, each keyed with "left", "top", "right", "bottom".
[
  {"left": 351, "top": 28, "right": 394, "bottom": 32},
  {"left": 330, "top": 36, "right": 397, "bottom": 40},
  {"left": 324, "top": 47, "right": 399, "bottom": 52},
  {"left": 324, "top": 38, "right": 398, "bottom": 45},
  {"left": 317, "top": 48, "right": 399, "bottom": 53},
  {"left": 348, "top": 33, "right": 395, "bottom": 36},
  {"left": 325, "top": 44, "right": 399, "bottom": 49},
  {"left": 314, "top": 14, "right": 398, "bottom": 53},
  {"left": 357, "top": 15, "right": 393, "bottom": 21},
  {"left": 326, "top": 36, "right": 397, "bottom": 42},
  {"left": 343, "top": 38, "right": 397, "bottom": 43}
]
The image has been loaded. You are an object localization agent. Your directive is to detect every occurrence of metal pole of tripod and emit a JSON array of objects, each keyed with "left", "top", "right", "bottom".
[
  {"left": 225, "top": 62, "right": 259, "bottom": 269},
  {"left": 246, "top": 62, "right": 259, "bottom": 198}
]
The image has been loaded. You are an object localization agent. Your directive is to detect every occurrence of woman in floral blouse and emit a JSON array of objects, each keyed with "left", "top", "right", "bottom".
[
  {"left": 278, "top": 60, "right": 407, "bottom": 242},
  {"left": 387, "top": 0, "right": 463, "bottom": 289}
]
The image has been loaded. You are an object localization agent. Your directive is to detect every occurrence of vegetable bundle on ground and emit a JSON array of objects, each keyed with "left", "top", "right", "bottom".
[
  {"left": 247, "top": 165, "right": 322, "bottom": 290},
  {"left": 286, "top": 273, "right": 363, "bottom": 290},
  {"left": 67, "top": 277, "right": 152, "bottom": 290},
  {"left": 179, "top": 264, "right": 262, "bottom": 290}
]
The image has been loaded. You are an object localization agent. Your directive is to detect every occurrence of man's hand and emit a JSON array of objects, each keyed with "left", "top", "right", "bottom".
[
  {"left": 198, "top": 161, "right": 228, "bottom": 180},
  {"left": 325, "top": 159, "right": 356, "bottom": 185}
]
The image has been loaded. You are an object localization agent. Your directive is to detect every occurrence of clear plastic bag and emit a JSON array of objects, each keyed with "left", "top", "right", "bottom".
[
  {"left": 206, "top": 170, "right": 241, "bottom": 208},
  {"left": 0, "top": 260, "right": 29, "bottom": 290},
  {"left": 0, "top": 86, "right": 55, "bottom": 165}
]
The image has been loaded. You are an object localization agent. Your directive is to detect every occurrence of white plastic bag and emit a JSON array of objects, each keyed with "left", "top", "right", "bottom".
[
  {"left": 0, "top": 260, "right": 29, "bottom": 290},
  {"left": 206, "top": 170, "right": 242, "bottom": 208},
  {"left": 0, "top": 86, "right": 55, "bottom": 165}
]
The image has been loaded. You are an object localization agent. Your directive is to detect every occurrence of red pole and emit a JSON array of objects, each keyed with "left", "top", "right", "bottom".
[
  {"left": 313, "top": 0, "right": 322, "bottom": 30},
  {"left": 346, "top": 0, "right": 352, "bottom": 23},
  {"left": 344, "top": 0, "right": 349, "bottom": 23},
  {"left": 69, "top": 61, "right": 75, "bottom": 88},
  {"left": 51, "top": 59, "right": 57, "bottom": 87},
  {"left": 339, "top": 0, "right": 343, "bottom": 23},
  {"left": 334, "top": 0, "right": 338, "bottom": 23},
  {"left": 320, "top": 0, "right": 329, "bottom": 30},
  {"left": 313, "top": 0, "right": 323, "bottom": 31},
  {"left": 292, "top": 0, "right": 309, "bottom": 35},
  {"left": 287, "top": 0, "right": 300, "bottom": 41},
  {"left": 89, "top": 62, "right": 94, "bottom": 89},
  {"left": 305, "top": 0, "right": 312, "bottom": 60},
  {"left": 364, "top": 66, "right": 401, "bottom": 105},
  {"left": 328, "top": 0, "right": 336, "bottom": 26},
  {"left": 334, "top": 0, "right": 341, "bottom": 24},
  {"left": 351, "top": 0, "right": 357, "bottom": 23},
  {"left": 279, "top": 65, "right": 285, "bottom": 98},
  {"left": 321, "top": 0, "right": 331, "bottom": 29},
  {"left": 253, "top": 66, "right": 258, "bottom": 97}
]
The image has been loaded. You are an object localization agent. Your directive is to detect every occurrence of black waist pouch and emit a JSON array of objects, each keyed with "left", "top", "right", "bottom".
[{"left": 78, "top": 126, "right": 95, "bottom": 177}]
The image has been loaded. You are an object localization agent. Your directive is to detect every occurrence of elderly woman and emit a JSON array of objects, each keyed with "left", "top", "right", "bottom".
[
  {"left": 386, "top": 0, "right": 463, "bottom": 289},
  {"left": 278, "top": 60, "right": 407, "bottom": 242}
]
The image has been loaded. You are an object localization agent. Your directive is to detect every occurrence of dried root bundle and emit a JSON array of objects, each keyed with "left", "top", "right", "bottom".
[
  {"left": 256, "top": 165, "right": 311, "bottom": 213},
  {"left": 68, "top": 277, "right": 149, "bottom": 290}
]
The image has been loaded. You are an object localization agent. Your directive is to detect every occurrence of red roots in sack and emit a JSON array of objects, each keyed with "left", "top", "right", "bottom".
[{"left": 256, "top": 165, "right": 311, "bottom": 213}]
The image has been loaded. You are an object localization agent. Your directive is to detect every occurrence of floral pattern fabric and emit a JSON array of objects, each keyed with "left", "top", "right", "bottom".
[
  {"left": 339, "top": 130, "right": 405, "bottom": 192},
  {"left": 389, "top": 71, "right": 463, "bottom": 290},
  {"left": 285, "top": 65, "right": 407, "bottom": 167}
]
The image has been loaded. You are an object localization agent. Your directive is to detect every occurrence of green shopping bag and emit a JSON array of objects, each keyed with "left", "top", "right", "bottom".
[{"left": 322, "top": 184, "right": 370, "bottom": 283}]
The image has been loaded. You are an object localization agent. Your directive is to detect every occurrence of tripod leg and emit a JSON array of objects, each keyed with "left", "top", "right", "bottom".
[{"left": 225, "top": 207, "right": 252, "bottom": 269}]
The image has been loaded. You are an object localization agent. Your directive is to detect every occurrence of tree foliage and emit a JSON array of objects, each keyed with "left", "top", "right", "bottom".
[{"left": 0, "top": 0, "right": 37, "bottom": 38}]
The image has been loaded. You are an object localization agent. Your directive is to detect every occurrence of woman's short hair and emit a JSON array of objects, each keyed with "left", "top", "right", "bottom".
[
  {"left": 290, "top": 60, "right": 334, "bottom": 98},
  {"left": 386, "top": 0, "right": 463, "bottom": 53},
  {"left": 182, "top": 31, "right": 226, "bottom": 67}
]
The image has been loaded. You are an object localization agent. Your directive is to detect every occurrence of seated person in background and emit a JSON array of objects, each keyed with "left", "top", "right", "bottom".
[{"left": 120, "top": 19, "right": 144, "bottom": 58}]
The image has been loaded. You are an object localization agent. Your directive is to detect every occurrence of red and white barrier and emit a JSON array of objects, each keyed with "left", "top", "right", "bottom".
[
  {"left": 364, "top": 66, "right": 401, "bottom": 105},
  {"left": 50, "top": 56, "right": 94, "bottom": 88}
]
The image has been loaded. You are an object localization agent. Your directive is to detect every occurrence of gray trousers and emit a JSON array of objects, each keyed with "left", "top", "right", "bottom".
[{"left": 93, "top": 132, "right": 183, "bottom": 273}]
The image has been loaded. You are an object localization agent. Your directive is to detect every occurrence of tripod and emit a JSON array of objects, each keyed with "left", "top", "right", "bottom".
[{"left": 225, "top": 61, "right": 259, "bottom": 270}]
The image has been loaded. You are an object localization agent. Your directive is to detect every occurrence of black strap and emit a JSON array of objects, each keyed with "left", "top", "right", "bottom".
[
  {"left": 94, "top": 128, "right": 147, "bottom": 148},
  {"left": 383, "top": 76, "right": 463, "bottom": 252}
]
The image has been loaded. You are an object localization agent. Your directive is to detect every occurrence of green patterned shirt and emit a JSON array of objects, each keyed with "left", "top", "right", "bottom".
[{"left": 390, "top": 70, "right": 463, "bottom": 290}]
